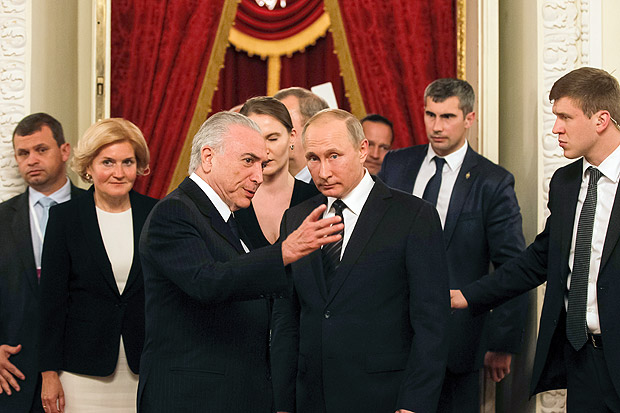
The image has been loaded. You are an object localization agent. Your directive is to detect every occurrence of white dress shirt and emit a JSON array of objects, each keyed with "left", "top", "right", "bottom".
[
  {"left": 412, "top": 141, "right": 469, "bottom": 227},
  {"left": 29, "top": 177, "right": 71, "bottom": 268},
  {"left": 190, "top": 173, "right": 249, "bottom": 252},
  {"left": 566, "top": 144, "right": 620, "bottom": 334},
  {"left": 295, "top": 166, "right": 312, "bottom": 184},
  {"left": 323, "top": 170, "right": 375, "bottom": 258}
]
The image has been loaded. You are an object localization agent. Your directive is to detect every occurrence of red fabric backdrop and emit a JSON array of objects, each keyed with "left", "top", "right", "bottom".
[
  {"left": 111, "top": 0, "right": 227, "bottom": 198},
  {"left": 236, "top": 0, "right": 324, "bottom": 39},
  {"left": 211, "top": 32, "right": 350, "bottom": 114},
  {"left": 334, "top": 0, "right": 456, "bottom": 149}
]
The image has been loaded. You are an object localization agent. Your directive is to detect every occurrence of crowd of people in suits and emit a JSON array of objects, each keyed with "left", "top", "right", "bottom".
[{"left": 1, "top": 67, "right": 619, "bottom": 413}]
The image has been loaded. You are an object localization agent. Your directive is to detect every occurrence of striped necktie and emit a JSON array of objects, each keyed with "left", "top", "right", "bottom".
[{"left": 322, "top": 200, "right": 346, "bottom": 292}]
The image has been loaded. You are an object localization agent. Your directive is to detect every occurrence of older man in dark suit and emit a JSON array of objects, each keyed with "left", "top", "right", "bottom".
[
  {"left": 272, "top": 109, "right": 450, "bottom": 413},
  {"left": 138, "top": 111, "right": 343, "bottom": 412},
  {"left": 379, "top": 78, "right": 527, "bottom": 412},
  {"left": 0, "top": 113, "right": 83, "bottom": 413},
  {"left": 452, "top": 67, "right": 620, "bottom": 412}
]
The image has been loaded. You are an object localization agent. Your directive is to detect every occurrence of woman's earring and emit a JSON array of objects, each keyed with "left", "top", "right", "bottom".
[{"left": 84, "top": 173, "right": 92, "bottom": 182}]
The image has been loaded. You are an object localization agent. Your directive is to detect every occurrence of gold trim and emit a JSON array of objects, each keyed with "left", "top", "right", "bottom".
[
  {"left": 168, "top": 0, "right": 240, "bottom": 193},
  {"left": 267, "top": 55, "right": 281, "bottom": 96},
  {"left": 229, "top": 12, "right": 331, "bottom": 58},
  {"left": 95, "top": 0, "right": 107, "bottom": 121},
  {"left": 456, "top": 0, "right": 466, "bottom": 80},
  {"left": 323, "top": 0, "right": 366, "bottom": 119}
]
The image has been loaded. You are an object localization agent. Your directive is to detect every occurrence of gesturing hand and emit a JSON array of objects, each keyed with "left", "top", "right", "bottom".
[
  {"left": 0, "top": 344, "right": 25, "bottom": 395},
  {"left": 281, "top": 204, "right": 344, "bottom": 266}
]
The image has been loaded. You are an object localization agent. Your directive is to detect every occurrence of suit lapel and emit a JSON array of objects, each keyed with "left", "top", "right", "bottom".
[
  {"left": 325, "top": 180, "right": 391, "bottom": 306},
  {"left": 401, "top": 145, "right": 427, "bottom": 193},
  {"left": 124, "top": 191, "right": 150, "bottom": 294},
  {"left": 11, "top": 191, "right": 38, "bottom": 293},
  {"left": 601, "top": 177, "right": 620, "bottom": 271},
  {"left": 179, "top": 177, "right": 245, "bottom": 254},
  {"left": 559, "top": 160, "right": 583, "bottom": 281},
  {"left": 79, "top": 189, "right": 121, "bottom": 296},
  {"left": 443, "top": 147, "right": 479, "bottom": 246}
]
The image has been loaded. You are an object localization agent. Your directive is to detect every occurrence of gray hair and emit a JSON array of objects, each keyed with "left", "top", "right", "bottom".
[
  {"left": 424, "top": 78, "right": 475, "bottom": 116},
  {"left": 274, "top": 87, "right": 329, "bottom": 124},
  {"left": 302, "top": 108, "right": 366, "bottom": 149},
  {"left": 188, "top": 111, "right": 261, "bottom": 174}
]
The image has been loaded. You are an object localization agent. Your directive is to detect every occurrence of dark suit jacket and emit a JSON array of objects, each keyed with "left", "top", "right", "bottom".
[
  {"left": 38, "top": 188, "right": 157, "bottom": 376},
  {"left": 137, "top": 177, "right": 290, "bottom": 412},
  {"left": 462, "top": 158, "right": 620, "bottom": 397},
  {"left": 379, "top": 144, "right": 528, "bottom": 373},
  {"left": 271, "top": 178, "right": 450, "bottom": 413},
  {"left": 0, "top": 184, "right": 83, "bottom": 412}
]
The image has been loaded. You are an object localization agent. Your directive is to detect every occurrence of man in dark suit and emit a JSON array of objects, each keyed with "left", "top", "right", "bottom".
[
  {"left": 138, "top": 111, "right": 343, "bottom": 412},
  {"left": 451, "top": 67, "right": 620, "bottom": 411},
  {"left": 378, "top": 79, "right": 528, "bottom": 412},
  {"left": 0, "top": 113, "right": 83, "bottom": 413},
  {"left": 361, "top": 114, "right": 394, "bottom": 175},
  {"left": 272, "top": 109, "right": 450, "bottom": 413}
]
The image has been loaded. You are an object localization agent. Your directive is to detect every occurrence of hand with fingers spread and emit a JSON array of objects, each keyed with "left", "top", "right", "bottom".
[
  {"left": 0, "top": 344, "right": 25, "bottom": 395},
  {"left": 41, "top": 371, "right": 64, "bottom": 413},
  {"left": 281, "top": 204, "right": 343, "bottom": 266}
]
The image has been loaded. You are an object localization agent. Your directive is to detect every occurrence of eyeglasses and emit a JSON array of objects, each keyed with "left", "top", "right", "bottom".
[{"left": 611, "top": 116, "right": 620, "bottom": 131}]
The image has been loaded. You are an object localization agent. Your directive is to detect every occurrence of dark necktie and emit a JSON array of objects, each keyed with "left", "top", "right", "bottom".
[
  {"left": 227, "top": 213, "right": 244, "bottom": 251},
  {"left": 422, "top": 157, "right": 446, "bottom": 207},
  {"left": 322, "top": 200, "right": 346, "bottom": 292},
  {"left": 566, "top": 166, "right": 602, "bottom": 351}
]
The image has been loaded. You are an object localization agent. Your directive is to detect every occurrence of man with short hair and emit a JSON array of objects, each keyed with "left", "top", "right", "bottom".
[
  {"left": 452, "top": 67, "right": 620, "bottom": 411},
  {"left": 0, "top": 113, "right": 83, "bottom": 412},
  {"left": 379, "top": 79, "right": 527, "bottom": 412},
  {"left": 272, "top": 109, "right": 450, "bottom": 413},
  {"left": 361, "top": 114, "right": 394, "bottom": 174},
  {"left": 274, "top": 87, "right": 329, "bottom": 183},
  {"left": 137, "top": 111, "right": 343, "bottom": 412}
]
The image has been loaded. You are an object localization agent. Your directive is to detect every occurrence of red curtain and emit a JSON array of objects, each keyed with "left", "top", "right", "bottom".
[
  {"left": 334, "top": 0, "right": 456, "bottom": 148},
  {"left": 236, "top": 0, "right": 324, "bottom": 39},
  {"left": 111, "top": 0, "right": 227, "bottom": 198},
  {"left": 211, "top": 32, "right": 350, "bottom": 114}
]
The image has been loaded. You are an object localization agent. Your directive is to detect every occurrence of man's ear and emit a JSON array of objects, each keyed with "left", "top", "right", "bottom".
[
  {"left": 594, "top": 110, "right": 614, "bottom": 133},
  {"left": 359, "top": 139, "right": 369, "bottom": 163},
  {"left": 60, "top": 143, "right": 71, "bottom": 163},
  {"left": 200, "top": 145, "right": 215, "bottom": 173},
  {"left": 464, "top": 111, "right": 476, "bottom": 129}
]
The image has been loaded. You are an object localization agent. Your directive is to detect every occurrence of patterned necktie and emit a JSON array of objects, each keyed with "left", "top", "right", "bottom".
[
  {"left": 422, "top": 157, "right": 446, "bottom": 207},
  {"left": 227, "top": 213, "right": 244, "bottom": 251},
  {"left": 322, "top": 200, "right": 346, "bottom": 292},
  {"left": 566, "top": 166, "right": 602, "bottom": 351}
]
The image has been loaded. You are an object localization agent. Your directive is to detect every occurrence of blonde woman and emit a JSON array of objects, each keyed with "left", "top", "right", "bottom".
[{"left": 38, "top": 119, "right": 158, "bottom": 413}]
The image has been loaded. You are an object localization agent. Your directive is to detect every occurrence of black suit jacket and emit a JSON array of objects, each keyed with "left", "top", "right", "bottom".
[
  {"left": 462, "top": 158, "right": 620, "bottom": 397},
  {"left": 137, "top": 177, "right": 290, "bottom": 412},
  {"left": 0, "top": 184, "right": 84, "bottom": 412},
  {"left": 271, "top": 178, "right": 450, "bottom": 413},
  {"left": 38, "top": 188, "right": 157, "bottom": 376},
  {"left": 379, "top": 144, "right": 528, "bottom": 373}
]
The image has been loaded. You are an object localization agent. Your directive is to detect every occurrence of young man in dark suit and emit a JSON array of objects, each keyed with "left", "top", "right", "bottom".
[
  {"left": 272, "top": 109, "right": 450, "bottom": 413},
  {"left": 452, "top": 67, "right": 620, "bottom": 411},
  {"left": 0, "top": 113, "right": 83, "bottom": 413},
  {"left": 138, "top": 111, "right": 343, "bottom": 412},
  {"left": 378, "top": 78, "right": 528, "bottom": 412}
]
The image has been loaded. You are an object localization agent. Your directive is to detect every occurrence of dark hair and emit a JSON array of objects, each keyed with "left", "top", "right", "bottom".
[
  {"left": 240, "top": 96, "right": 294, "bottom": 133},
  {"left": 361, "top": 113, "right": 394, "bottom": 130},
  {"left": 424, "top": 78, "right": 475, "bottom": 116},
  {"left": 13, "top": 112, "right": 65, "bottom": 146},
  {"left": 273, "top": 87, "right": 329, "bottom": 124},
  {"left": 549, "top": 67, "right": 620, "bottom": 121}
]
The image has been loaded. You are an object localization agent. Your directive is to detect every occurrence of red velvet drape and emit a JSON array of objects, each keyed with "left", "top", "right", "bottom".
[
  {"left": 211, "top": 32, "right": 350, "bottom": 114},
  {"left": 111, "top": 0, "right": 227, "bottom": 198},
  {"left": 236, "top": 0, "right": 324, "bottom": 39},
  {"left": 335, "top": 0, "right": 456, "bottom": 148}
]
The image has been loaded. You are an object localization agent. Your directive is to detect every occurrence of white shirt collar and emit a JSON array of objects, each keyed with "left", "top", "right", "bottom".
[
  {"left": 190, "top": 173, "right": 232, "bottom": 222},
  {"left": 28, "top": 177, "right": 71, "bottom": 207},
  {"left": 425, "top": 140, "right": 469, "bottom": 172},
  {"left": 326, "top": 169, "right": 374, "bottom": 216},
  {"left": 582, "top": 143, "right": 620, "bottom": 184}
]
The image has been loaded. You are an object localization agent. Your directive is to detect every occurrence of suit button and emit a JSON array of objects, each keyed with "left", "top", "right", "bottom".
[
  {"left": 324, "top": 311, "right": 331, "bottom": 319},
  {"left": 259, "top": 294, "right": 265, "bottom": 298}
]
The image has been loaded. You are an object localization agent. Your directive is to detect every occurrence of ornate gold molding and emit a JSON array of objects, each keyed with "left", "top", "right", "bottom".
[
  {"left": 323, "top": 0, "right": 366, "bottom": 119},
  {"left": 168, "top": 0, "right": 240, "bottom": 193},
  {"left": 457, "top": 0, "right": 466, "bottom": 80}
]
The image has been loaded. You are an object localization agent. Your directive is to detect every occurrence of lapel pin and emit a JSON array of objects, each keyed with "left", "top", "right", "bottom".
[{"left": 465, "top": 172, "right": 470, "bottom": 179}]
